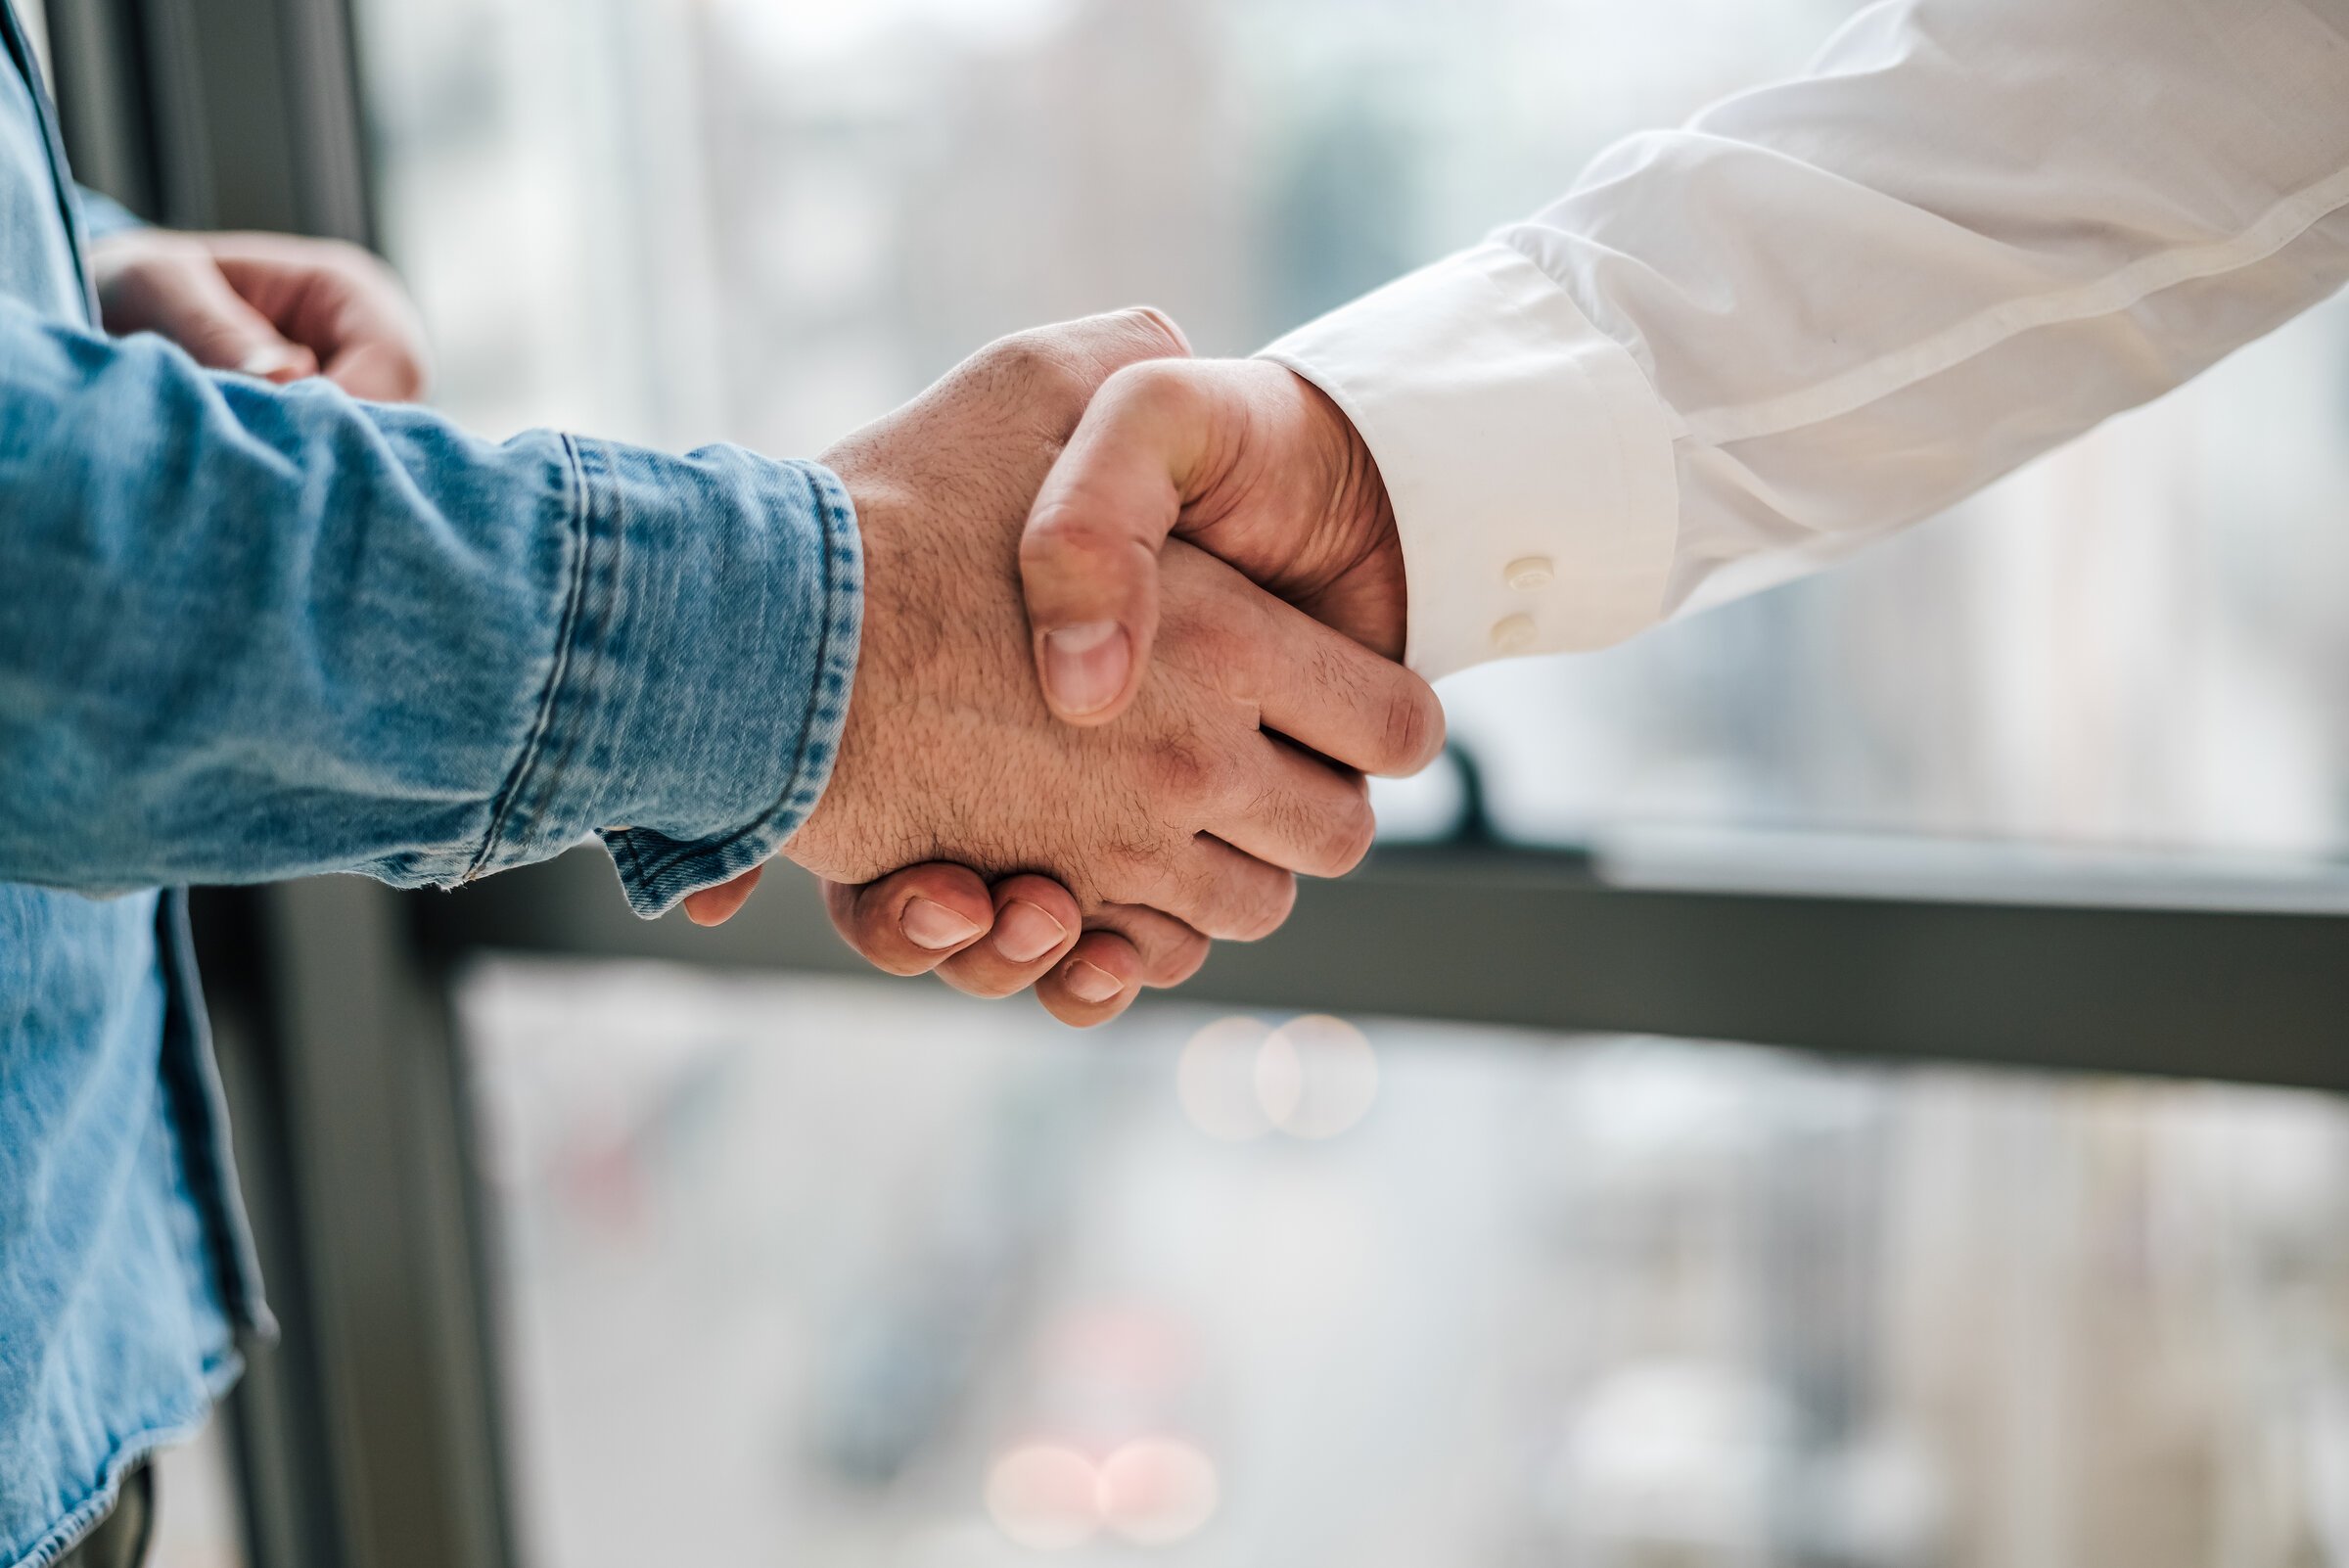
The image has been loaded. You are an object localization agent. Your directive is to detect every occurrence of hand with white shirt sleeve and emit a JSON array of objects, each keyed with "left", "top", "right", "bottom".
[{"left": 1022, "top": 0, "right": 2349, "bottom": 699}]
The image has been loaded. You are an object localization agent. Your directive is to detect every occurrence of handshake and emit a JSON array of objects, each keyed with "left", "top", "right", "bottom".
[{"left": 684, "top": 308, "right": 1443, "bottom": 1023}]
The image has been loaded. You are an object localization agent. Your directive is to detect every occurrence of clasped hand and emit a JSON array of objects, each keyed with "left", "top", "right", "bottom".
[{"left": 698, "top": 308, "right": 1434, "bottom": 1023}]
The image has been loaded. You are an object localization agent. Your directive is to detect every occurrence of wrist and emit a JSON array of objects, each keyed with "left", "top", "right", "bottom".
[{"left": 1257, "top": 364, "right": 1408, "bottom": 662}]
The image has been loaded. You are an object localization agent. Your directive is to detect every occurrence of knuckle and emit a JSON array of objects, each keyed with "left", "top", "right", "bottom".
[
  {"left": 1149, "top": 738, "right": 1218, "bottom": 807},
  {"left": 1116, "top": 305, "right": 1191, "bottom": 360},
  {"left": 1230, "top": 876, "right": 1297, "bottom": 943},
  {"left": 1093, "top": 843, "right": 1168, "bottom": 907},
  {"left": 1111, "top": 357, "right": 1205, "bottom": 425},
  {"left": 1379, "top": 689, "right": 1439, "bottom": 774},
  {"left": 979, "top": 330, "right": 1082, "bottom": 402},
  {"left": 1322, "top": 801, "right": 1378, "bottom": 877},
  {"left": 1145, "top": 930, "right": 1212, "bottom": 987},
  {"left": 1020, "top": 496, "right": 1119, "bottom": 562}
]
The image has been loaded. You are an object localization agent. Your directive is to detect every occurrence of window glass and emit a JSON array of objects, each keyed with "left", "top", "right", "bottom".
[
  {"left": 462, "top": 959, "right": 2349, "bottom": 1566},
  {"left": 351, "top": 0, "right": 2349, "bottom": 863}
]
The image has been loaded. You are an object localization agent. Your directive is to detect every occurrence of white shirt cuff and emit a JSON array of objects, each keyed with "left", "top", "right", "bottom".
[{"left": 1259, "top": 242, "right": 1679, "bottom": 680}]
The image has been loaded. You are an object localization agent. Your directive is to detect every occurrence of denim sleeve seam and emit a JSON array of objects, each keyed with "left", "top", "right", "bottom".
[
  {"left": 615, "top": 470, "right": 850, "bottom": 887},
  {"left": 465, "top": 434, "right": 594, "bottom": 883}
]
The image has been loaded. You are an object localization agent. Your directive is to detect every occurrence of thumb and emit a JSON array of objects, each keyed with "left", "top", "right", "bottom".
[
  {"left": 168, "top": 260, "right": 318, "bottom": 383},
  {"left": 1019, "top": 359, "right": 1229, "bottom": 725}
]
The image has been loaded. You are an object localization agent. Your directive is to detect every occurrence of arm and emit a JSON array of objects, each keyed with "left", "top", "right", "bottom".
[
  {"left": 1004, "top": 0, "right": 2349, "bottom": 720},
  {"left": 1261, "top": 0, "right": 2349, "bottom": 676},
  {"left": 0, "top": 293, "right": 857, "bottom": 914}
]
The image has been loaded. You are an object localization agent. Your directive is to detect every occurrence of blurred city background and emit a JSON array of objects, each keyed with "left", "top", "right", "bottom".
[
  {"left": 453, "top": 962, "right": 2349, "bottom": 1568},
  {"left": 131, "top": 0, "right": 2349, "bottom": 1563}
]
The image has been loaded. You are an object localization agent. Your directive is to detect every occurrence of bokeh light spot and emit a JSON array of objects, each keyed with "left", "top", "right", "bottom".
[
  {"left": 985, "top": 1444, "right": 1099, "bottom": 1550},
  {"left": 1177, "top": 1016, "right": 1275, "bottom": 1141},
  {"left": 1261, "top": 1014, "right": 1379, "bottom": 1139},
  {"left": 1098, "top": 1438, "right": 1219, "bottom": 1546}
]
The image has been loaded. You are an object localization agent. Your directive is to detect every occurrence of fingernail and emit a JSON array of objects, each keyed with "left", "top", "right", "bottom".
[
  {"left": 1041, "top": 622, "right": 1129, "bottom": 716},
  {"left": 901, "top": 897, "right": 982, "bottom": 950},
  {"left": 992, "top": 899, "right": 1067, "bottom": 964},
  {"left": 1062, "top": 960, "right": 1123, "bottom": 1004},
  {"left": 239, "top": 346, "right": 305, "bottom": 378}
]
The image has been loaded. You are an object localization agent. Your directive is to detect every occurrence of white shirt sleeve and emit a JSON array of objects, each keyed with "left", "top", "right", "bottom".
[{"left": 1260, "top": 0, "right": 2349, "bottom": 680}]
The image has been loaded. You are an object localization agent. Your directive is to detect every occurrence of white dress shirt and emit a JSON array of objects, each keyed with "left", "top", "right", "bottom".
[{"left": 1262, "top": 0, "right": 2349, "bottom": 680}]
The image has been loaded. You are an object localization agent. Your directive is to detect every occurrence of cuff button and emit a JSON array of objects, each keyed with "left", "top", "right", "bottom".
[
  {"left": 1504, "top": 555, "right": 1554, "bottom": 591},
  {"left": 1491, "top": 614, "right": 1537, "bottom": 653}
]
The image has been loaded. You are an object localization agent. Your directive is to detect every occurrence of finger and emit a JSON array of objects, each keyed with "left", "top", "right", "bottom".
[
  {"left": 209, "top": 236, "right": 433, "bottom": 401},
  {"left": 1019, "top": 304, "right": 1192, "bottom": 407},
  {"left": 925, "top": 305, "right": 1190, "bottom": 452},
  {"left": 1203, "top": 739, "right": 1377, "bottom": 880},
  {"left": 319, "top": 338, "right": 432, "bottom": 402},
  {"left": 1031, "top": 905, "right": 1211, "bottom": 1022},
  {"left": 1135, "top": 836, "right": 1296, "bottom": 944},
  {"left": 682, "top": 864, "right": 763, "bottom": 926},
  {"left": 1083, "top": 904, "right": 1213, "bottom": 988},
  {"left": 824, "top": 863, "right": 996, "bottom": 977},
  {"left": 1020, "top": 359, "right": 1231, "bottom": 726},
  {"left": 934, "top": 874, "right": 1082, "bottom": 998},
  {"left": 1198, "top": 551, "right": 1446, "bottom": 777},
  {"left": 156, "top": 256, "right": 320, "bottom": 382},
  {"left": 1037, "top": 932, "right": 1148, "bottom": 1028}
]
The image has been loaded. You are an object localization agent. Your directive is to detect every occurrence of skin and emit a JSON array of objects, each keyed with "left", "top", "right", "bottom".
[
  {"left": 817, "top": 356, "right": 1409, "bottom": 1022},
  {"left": 91, "top": 228, "right": 432, "bottom": 401},
  {"left": 764, "top": 317, "right": 1441, "bottom": 1024}
]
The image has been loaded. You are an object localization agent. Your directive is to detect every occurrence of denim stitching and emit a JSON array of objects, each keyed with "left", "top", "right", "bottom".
[
  {"left": 5, "top": 1353, "right": 243, "bottom": 1568},
  {"left": 467, "top": 435, "right": 595, "bottom": 882}
]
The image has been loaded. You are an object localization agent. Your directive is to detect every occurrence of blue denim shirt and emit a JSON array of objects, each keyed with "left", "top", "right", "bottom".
[{"left": 0, "top": 4, "right": 862, "bottom": 1559}]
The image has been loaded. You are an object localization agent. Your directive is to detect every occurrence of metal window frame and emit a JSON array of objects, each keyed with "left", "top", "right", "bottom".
[{"left": 33, "top": 0, "right": 2349, "bottom": 1565}]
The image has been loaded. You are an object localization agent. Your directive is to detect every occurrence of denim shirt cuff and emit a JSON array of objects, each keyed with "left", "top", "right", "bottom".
[
  {"left": 467, "top": 438, "right": 861, "bottom": 916},
  {"left": 600, "top": 448, "right": 861, "bottom": 916}
]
